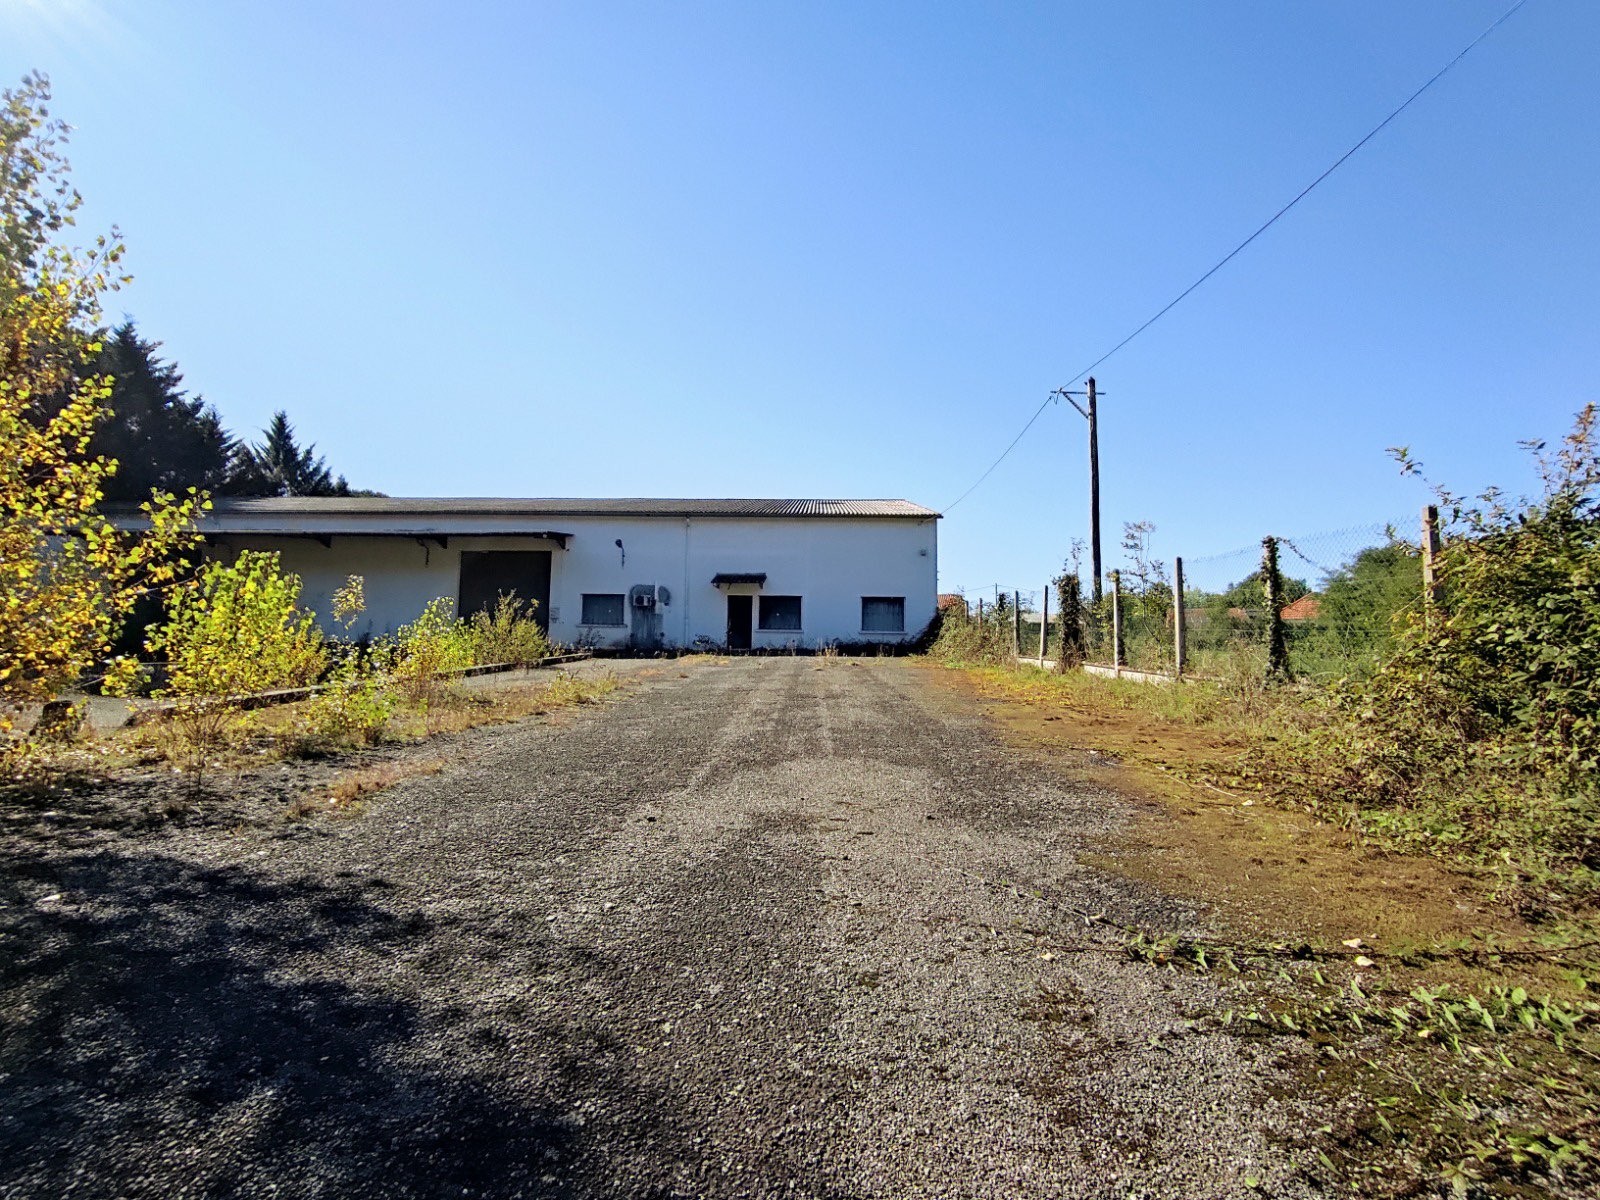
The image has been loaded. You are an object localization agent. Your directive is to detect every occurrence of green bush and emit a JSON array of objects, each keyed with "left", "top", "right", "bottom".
[
  {"left": 467, "top": 592, "right": 550, "bottom": 665},
  {"left": 929, "top": 600, "right": 1017, "bottom": 665},
  {"left": 1263, "top": 407, "right": 1600, "bottom": 907},
  {"left": 143, "top": 550, "right": 326, "bottom": 778},
  {"left": 296, "top": 642, "right": 397, "bottom": 750},
  {"left": 393, "top": 598, "right": 474, "bottom": 706}
]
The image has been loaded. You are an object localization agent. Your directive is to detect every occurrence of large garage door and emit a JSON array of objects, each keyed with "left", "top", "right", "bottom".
[{"left": 458, "top": 551, "right": 552, "bottom": 632}]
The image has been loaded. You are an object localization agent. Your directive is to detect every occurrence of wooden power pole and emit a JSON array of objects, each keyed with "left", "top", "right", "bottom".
[
  {"left": 1087, "top": 377, "right": 1102, "bottom": 603},
  {"left": 1052, "top": 376, "right": 1106, "bottom": 606}
]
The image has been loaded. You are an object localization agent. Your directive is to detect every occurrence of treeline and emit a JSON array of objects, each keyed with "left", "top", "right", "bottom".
[{"left": 87, "top": 322, "right": 370, "bottom": 502}]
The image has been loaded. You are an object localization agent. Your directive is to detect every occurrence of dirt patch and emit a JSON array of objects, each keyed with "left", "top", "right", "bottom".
[{"left": 915, "top": 663, "right": 1521, "bottom": 955}]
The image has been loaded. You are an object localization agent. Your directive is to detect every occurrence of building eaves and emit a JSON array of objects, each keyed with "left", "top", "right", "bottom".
[{"left": 189, "top": 497, "right": 941, "bottom": 520}]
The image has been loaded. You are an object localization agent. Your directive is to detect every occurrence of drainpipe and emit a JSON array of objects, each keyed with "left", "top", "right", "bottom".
[{"left": 682, "top": 517, "right": 692, "bottom": 647}]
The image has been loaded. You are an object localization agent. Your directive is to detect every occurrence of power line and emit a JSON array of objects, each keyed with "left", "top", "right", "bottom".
[{"left": 943, "top": 0, "right": 1529, "bottom": 513}]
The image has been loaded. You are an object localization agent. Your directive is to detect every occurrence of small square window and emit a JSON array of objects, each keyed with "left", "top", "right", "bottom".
[
  {"left": 580, "top": 593, "right": 626, "bottom": 626},
  {"left": 861, "top": 596, "right": 905, "bottom": 633},
  {"left": 757, "top": 595, "right": 802, "bottom": 631}
]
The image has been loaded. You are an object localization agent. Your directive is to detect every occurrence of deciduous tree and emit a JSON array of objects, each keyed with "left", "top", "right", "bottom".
[{"left": 0, "top": 73, "right": 203, "bottom": 732}]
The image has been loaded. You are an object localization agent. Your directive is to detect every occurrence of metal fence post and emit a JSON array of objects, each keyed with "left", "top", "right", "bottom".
[
  {"left": 1111, "top": 570, "right": 1125, "bottom": 673},
  {"left": 1012, "top": 590, "right": 1021, "bottom": 659},
  {"left": 1262, "top": 536, "right": 1289, "bottom": 681},
  {"left": 1173, "top": 556, "right": 1187, "bottom": 679}
]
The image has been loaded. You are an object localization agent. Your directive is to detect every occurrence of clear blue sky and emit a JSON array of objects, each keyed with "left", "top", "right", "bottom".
[{"left": 4, "top": 1, "right": 1596, "bottom": 599}]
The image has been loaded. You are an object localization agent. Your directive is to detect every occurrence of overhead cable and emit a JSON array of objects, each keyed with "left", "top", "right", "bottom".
[{"left": 942, "top": 0, "right": 1529, "bottom": 513}]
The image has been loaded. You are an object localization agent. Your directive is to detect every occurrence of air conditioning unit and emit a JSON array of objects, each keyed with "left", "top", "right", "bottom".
[{"left": 633, "top": 590, "right": 656, "bottom": 609}]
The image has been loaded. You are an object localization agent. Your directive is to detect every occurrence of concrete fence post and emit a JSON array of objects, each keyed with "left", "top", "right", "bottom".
[
  {"left": 1039, "top": 582, "right": 1050, "bottom": 668},
  {"left": 1422, "top": 504, "right": 1442, "bottom": 616},
  {"left": 1173, "top": 556, "right": 1187, "bottom": 679},
  {"left": 1263, "top": 536, "right": 1289, "bottom": 681},
  {"left": 1111, "top": 570, "right": 1125, "bottom": 674}
]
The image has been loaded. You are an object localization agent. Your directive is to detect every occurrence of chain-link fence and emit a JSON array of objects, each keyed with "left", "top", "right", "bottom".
[
  {"left": 943, "top": 516, "right": 1433, "bottom": 683},
  {"left": 1179, "top": 521, "right": 1424, "bottom": 681}
]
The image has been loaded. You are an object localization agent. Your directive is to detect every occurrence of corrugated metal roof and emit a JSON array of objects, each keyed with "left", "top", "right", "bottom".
[{"left": 195, "top": 497, "right": 940, "bottom": 519}]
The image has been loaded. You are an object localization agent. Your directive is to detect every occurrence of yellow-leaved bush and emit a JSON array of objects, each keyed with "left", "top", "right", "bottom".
[
  {"left": 1, "top": 74, "right": 204, "bottom": 737},
  {"left": 144, "top": 550, "right": 326, "bottom": 776}
]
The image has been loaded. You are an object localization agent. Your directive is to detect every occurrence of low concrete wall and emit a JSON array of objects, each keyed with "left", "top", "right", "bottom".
[
  {"left": 120, "top": 652, "right": 594, "bottom": 728},
  {"left": 1082, "top": 663, "right": 1177, "bottom": 686}
]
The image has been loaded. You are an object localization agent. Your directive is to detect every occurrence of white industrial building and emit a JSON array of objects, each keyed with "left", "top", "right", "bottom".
[{"left": 131, "top": 497, "right": 941, "bottom": 652}]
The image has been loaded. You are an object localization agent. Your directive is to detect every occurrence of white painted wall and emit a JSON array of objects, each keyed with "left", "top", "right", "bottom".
[{"left": 210, "top": 515, "right": 938, "bottom": 650}]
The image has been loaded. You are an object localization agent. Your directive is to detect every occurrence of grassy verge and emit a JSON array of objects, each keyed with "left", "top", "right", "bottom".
[
  {"left": 924, "top": 658, "right": 1600, "bottom": 1197},
  {"left": 10, "top": 669, "right": 624, "bottom": 820}
]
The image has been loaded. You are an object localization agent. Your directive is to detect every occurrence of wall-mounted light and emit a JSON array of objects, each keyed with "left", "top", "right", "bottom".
[{"left": 615, "top": 538, "right": 625, "bottom": 568}]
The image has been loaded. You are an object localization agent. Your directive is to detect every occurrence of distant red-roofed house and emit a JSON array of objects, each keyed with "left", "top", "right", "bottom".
[
  {"left": 938, "top": 593, "right": 969, "bottom": 618},
  {"left": 1280, "top": 595, "right": 1322, "bottom": 622}
]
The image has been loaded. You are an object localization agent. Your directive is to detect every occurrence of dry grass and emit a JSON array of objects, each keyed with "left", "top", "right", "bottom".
[
  {"left": 285, "top": 757, "right": 447, "bottom": 821},
  {"left": 8, "top": 670, "right": 627, "bottom": 820},
  {"left": 916, "top": 662, "right": 1524, "bottom": 956},
  {"left": 383, "top": 670, "right": 620, "bottom": 740}
]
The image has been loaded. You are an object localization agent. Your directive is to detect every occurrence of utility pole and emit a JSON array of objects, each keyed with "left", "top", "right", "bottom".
[
  {"left": 1052, "top": 379, "right": 1105, "bottom": 604},
  {"left": 1087, "top": 377, "right": 1102, "bottom": 603}
]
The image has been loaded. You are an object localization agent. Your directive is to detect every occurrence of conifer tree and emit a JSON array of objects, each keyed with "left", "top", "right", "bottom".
[
  {"left": 231, "top": 410, "right": 351, "bottom": 497},
  {"left": 91, "top": 321, "right": 236, "bottom": 501}
]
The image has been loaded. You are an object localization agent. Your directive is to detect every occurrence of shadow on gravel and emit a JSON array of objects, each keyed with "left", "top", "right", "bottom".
[{"left": 0, "top": 845, "right": 585, "bottom": 1199}]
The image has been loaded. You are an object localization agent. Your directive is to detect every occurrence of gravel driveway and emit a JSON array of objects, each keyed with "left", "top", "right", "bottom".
[{"left": 1, "top": 658, "right": 1319, "bottom": 1199}]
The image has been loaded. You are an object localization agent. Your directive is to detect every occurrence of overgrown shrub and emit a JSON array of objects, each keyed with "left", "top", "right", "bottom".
[
  {"left": 393, "top": 598, "right": 474, "bottom": 706},
  {"left": 1260, "top": 407, "right": 1600, "bottom": 907},
  {"left": 1053, "top": 573, "right": 1085, "bottom": 672},
  {"left": 929, "top": 599, "right": 1017, "bottom": 666},
  {"left": 0, "top": 76, "right": 205, "bottom": 744},
  {"left": 295, "top": 642, "right": 397, "bottom": 750},
  {"left": 467, "top": 592, "right": 550, "bottom": 666},
  {"left": 143, "top": 550, "right": 326, "bottom": 780}
]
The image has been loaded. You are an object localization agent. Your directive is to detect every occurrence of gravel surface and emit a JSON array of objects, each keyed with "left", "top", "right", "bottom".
[{"left": 1, "top": 658, "right": 1324, "bottom": 1199}]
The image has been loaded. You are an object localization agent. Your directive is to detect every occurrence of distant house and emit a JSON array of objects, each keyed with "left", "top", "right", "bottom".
[
  {"left": 937, "top": 593, "right": 969, "bottom": 619},
  {"left": 1280, "top": 595, "right": 1322, "bottom": 622},
  {"left": 113, "top": 496, "right": 940, "bottom": 652}
]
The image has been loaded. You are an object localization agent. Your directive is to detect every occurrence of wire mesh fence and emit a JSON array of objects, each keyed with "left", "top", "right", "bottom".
[
  {"left": 942, "top": 517, "right": 1431, "bottom": 684},
  {"left": 1176, "top": 521, "right": 1424, "bottom": 681}
]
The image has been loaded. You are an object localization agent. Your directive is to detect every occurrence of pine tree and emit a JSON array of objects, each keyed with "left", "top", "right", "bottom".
[
  {"left": 231, "top": 410, "right": 351, "bottom": 497},
  {"left": 92, "top": 321, "right": 237, "bottom": 502}
]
